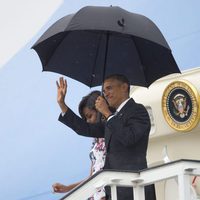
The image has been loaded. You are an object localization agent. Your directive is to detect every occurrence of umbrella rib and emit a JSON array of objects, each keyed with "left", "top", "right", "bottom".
[{"left": 130, "top": 36, "right": 148, "bottom": 87}]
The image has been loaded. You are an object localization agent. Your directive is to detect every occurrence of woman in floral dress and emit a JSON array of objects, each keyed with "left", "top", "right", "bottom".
[
  {"left": 89, "top": 137, "right": 106, "bottom": 200},
  {"left": 53, "top": 91, "right": 107, "bottom": 200}
]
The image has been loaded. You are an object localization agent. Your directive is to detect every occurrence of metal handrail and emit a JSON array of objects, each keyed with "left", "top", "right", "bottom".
[{"left": 60, "top": 159, "right": 200, "bottom": 200}]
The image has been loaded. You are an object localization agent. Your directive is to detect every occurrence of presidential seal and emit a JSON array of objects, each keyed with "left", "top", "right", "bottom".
[{"left": 162, "top": 80, "right": 200, "bottom": 132}]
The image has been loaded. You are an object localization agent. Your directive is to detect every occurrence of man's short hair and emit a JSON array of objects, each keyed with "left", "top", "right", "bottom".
[{"left": 104, "top": 74, "right": 130, "bottom": 93}]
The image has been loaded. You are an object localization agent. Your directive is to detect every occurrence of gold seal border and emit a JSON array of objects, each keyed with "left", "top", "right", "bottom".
[{"left": 162, "top": 80, "right": 200, "bottom": 132}]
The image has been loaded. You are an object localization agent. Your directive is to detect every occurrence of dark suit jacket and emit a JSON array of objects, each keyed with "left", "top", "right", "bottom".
[{"left": 59, "top": 98, "right": 156, "bottom": 200}]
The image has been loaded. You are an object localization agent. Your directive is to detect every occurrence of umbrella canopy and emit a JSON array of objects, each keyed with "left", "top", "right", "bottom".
[{"left": 32, "top": 6, "right": 180, "bottom": 87}]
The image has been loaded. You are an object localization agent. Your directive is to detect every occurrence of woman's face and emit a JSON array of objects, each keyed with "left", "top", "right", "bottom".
[{"left": 83, "top": 107, "right": 97, "bottom": 124}]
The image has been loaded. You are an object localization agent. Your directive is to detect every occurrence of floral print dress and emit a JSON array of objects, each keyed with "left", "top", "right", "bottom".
[{"left": 89, "top": 138, "right": 106, "bottom": 200}]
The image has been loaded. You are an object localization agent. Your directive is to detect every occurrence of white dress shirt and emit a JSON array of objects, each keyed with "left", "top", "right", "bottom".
[{"left": 107, "top": 98, "right": 130, "bottom": 121}]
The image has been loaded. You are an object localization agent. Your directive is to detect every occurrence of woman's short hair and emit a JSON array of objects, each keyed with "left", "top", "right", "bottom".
[{"left": 78, "top": 90, "right": 101, "bottom": 120}]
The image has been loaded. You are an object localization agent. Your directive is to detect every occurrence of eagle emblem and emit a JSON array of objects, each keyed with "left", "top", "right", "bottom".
[
  {"left": 172, "top": 94, "right": 190, "bottom": 118},
  {"left": 162, "top": 80, "right": 200, "bottom": 132}
]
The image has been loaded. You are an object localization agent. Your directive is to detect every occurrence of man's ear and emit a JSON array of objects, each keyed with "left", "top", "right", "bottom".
[{"left": 122, "top": 83, "right": 129, "bottom": 93}]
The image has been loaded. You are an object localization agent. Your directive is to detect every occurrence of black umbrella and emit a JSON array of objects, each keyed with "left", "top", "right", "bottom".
[{"left": 32, "top": 6, "right": 180, "bottom": 87}]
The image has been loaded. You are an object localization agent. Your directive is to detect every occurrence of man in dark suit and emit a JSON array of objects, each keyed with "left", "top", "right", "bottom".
[{"left": 56, "top": 74, "right": 156, "bottom": 200}]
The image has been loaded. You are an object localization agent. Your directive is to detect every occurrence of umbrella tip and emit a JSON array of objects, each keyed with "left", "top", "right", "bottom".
[{"left": 117, "top": 18, "right": 125, "bottom": 27}]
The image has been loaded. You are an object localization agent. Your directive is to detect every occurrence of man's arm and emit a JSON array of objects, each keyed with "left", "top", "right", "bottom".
[
  {"left": 56, "top": 77, "right": 68, "bottom": 114},
  {"left": 56, "top": 77, "right": 105, "bottom": 138},
  {"left": 59, "top": 108, "right": 105, "bottom": 138}
]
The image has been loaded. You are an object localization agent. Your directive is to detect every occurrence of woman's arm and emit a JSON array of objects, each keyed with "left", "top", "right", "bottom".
[
  {"left": 53, "top": 163, "right": 93, "bottom": 193},
  {"left": 52, "top": 181, "right": 81, "bottom": 193}
]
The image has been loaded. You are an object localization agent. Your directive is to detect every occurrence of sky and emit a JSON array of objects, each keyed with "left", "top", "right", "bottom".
[{"left": 0, "top": 0, "right": 200, "bottom": 200}]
